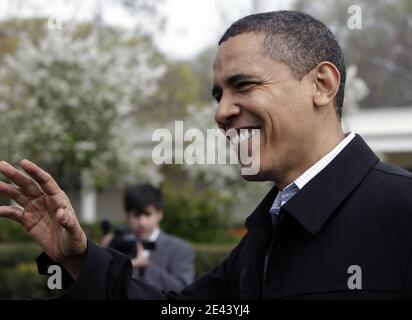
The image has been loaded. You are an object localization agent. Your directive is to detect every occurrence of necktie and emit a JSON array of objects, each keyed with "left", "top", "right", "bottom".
[{"left": 141, "top": 240, "right": 156, "bottom": 251}]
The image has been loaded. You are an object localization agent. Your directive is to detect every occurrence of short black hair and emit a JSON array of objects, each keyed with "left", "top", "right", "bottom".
[
  {"left": 123, "top": 184, "right": 163, "bottom": 214},
  {"left": 219, "top": 11, "right": 346, "bottom": 118}
]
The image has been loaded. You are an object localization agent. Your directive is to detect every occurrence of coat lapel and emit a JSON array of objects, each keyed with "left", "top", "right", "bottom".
[{"left": 241, "top": 186, "right": 278, "bottom": 298}]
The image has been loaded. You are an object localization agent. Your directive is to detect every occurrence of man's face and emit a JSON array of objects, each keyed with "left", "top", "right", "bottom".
[
  {"left": 126, "top": 204, "right": 163, "bottom": 240},
  {"left": 213, "top": 32, "right": 318, "bottom": 182}
]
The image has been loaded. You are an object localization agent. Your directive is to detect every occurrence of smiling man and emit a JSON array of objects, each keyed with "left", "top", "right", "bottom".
[{"left": 1, "top": 11, "right": 412, "bottom": 300}]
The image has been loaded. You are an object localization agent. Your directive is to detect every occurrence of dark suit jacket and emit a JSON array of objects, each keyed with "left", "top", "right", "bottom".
[
  {"left": 37, "top": 134, "right": 412, "bottom": 299},
  {"left": 132, "top": 231, "right": 195, "bottom": 292}
]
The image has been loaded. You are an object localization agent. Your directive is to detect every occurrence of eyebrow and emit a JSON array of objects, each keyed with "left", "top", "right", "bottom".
[{"left": 211, "top": 73, "right": 260, "bottom": 98}]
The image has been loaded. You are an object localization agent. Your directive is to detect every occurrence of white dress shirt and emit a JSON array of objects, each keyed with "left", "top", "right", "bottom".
[{"left": 142, "top": 227, "right": 160, "bottom": 259}]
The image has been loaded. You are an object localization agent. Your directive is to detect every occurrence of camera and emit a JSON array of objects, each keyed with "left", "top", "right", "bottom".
[{"left": 100, "top": 220, "right": 155, "bottom": 258}]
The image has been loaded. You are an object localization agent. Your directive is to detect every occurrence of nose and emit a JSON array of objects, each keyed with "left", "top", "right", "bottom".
[
  {"left": 136, "top": 215, "right": 148, "bottom": 226},
  {"left": 214, "top": 94, "right": 242, "bottom": 130}
]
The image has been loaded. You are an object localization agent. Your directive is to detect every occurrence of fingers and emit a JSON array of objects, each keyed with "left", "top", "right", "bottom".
[
  {"left": 136, "top": 241, "right": 145, "bottom": 254},
  {"left": 133, "top": 241, "right": 144, "bottom": 260},
  {"left": 0, "top": 160, "right": 63, "bottom": 197},
  {"left": 0, "top": 181, "right": 30, "bottom": 207},
  {"left": 0, "top": 206, "right": 24, "bottom": 223},
  {"left": 20, "top": 159, "right": 62, "bottom": 196},
  {"left": 0, "top": 161, "right": 43, "bottom": 198}
]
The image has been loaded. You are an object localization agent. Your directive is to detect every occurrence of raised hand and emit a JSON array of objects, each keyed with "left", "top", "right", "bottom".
[{"left": 0, "top": 159, "right": 87, "bottom": 279}]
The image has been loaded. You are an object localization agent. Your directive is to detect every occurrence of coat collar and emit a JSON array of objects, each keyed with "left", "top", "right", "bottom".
[{"left": 245, "top": 134, "right": 380, "bottom": 235}]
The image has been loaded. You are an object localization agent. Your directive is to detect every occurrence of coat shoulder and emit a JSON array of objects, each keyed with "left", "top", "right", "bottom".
[
  {"left": 372, "top": 161, "right": 412, "bottom": 181},
  {"left": 369, "top": 161, "right": 412, "bottom": 193},
  {"left": 159, "top": 231, "right": 194, "bottom": 253},
  {"left": 367, "top": 161, "right": 412, "bottom": 218}
]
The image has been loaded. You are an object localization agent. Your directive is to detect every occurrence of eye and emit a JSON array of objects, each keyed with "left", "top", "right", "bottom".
[
  {"left": 236, "top": 81, "right": 255, "bottom": 91},
  {"left": 212, "top": 91, "right": 222, "bottom": 102}
]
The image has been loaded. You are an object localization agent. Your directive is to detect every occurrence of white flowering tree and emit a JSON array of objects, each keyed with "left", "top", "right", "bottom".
[{"left": 0, "top": 24, "right": 163, "bottom": 221}]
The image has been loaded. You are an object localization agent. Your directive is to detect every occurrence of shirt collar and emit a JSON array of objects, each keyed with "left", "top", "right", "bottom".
[
  {"left": 148, "top": 228, "right": 160, "bottom": 242},
  {"left": 294, "top": 132, "right": 356, "bottom": 190}
]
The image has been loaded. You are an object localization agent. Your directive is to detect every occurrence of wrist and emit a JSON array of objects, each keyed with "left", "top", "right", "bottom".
[
  {"left": 132, "top": 257, "right": 149, "bottom": 269},
  {"left": 62, "top": 245, "right": 87, "bottom": 280},
  {"left": 64, "top": 254, "right": 86, "bottom": 280}
]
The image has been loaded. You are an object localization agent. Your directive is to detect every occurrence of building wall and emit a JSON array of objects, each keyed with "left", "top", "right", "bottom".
[{"left": 67, "top": 188, "right": 124, "bottom": 223}]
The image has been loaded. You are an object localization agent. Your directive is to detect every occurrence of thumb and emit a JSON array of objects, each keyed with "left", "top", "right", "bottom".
[{"left": 56, "top": 208, "right": 78, "bottom": 234}]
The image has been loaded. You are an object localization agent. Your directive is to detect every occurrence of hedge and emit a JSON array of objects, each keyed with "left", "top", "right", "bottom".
[
  {"left": 0, "top": 219, "right": 106, "bottom": 244},
  {"left": 0, "top": 241, "right": 235, "bottom": 299},
  {"left": 0, "top": 215, "right": 241, "bottom": 246}
]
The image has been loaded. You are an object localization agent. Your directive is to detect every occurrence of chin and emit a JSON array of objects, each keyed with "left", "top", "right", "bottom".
[
  {"left": 240, "top": 167, "right": 271, "bottom": 181},
  {"left": 137, "top": 232, "right": 148, "bottom": 239},
  {"left": 241, "top": 174, "right": 261, "bottom": 181}
]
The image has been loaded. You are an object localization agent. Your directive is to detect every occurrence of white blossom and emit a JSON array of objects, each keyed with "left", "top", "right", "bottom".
[{"left": 0, "top": 23, "right": 164, "bottom": 187}]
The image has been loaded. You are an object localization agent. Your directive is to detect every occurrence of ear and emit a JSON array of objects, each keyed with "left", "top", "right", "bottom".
[{"left": 312, "top": 62, "right": 340, "bottom": 108}]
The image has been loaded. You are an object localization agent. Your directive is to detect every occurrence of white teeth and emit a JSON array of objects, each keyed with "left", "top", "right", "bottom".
[
  {"left": 239, "top": 131, "right": 248, "bottom": 143},
  {"left": 250, "top": 129, "right": 259, "bottom": 138},
  {"left": 231, "top": 134, "right": 239, "bottom": 146},
  {"left": 230, "top": 129, "right": 260, "bottom": 146}
]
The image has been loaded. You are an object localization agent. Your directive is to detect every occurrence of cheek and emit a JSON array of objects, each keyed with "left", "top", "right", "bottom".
[
  {"left": 144, "top": 216, "right": 159, "bottom": 227},
  {"left": 252, "top": 93, "right": 287, "bottom": 142},
  {"left": 242, "top": 92, "right": 276, "bottom": 128},
  {"left": 291, "top": 81, "right": 314, "bottom": 114},
  {"left": 130, "top": 219, "right": 141, "bottom": 227},
  {"left": 260, "top": 90, "right": 308, "bottom": 151},
  {"left": 127, "top": 219, "right": 140, "bottom": 232},
  {"left": 155, "top": 216, "right": 162, "bottom": 225},
  {"left": 277, "top": 84, "right": 312, "bottom": 127}
]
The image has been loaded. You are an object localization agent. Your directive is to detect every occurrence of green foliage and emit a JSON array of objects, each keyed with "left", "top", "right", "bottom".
[
  {"left": 188, "top": 46, "right": 216, "bottom": 104},
  {"left": 0, "top": 264, "right": 51, "bottom": 299},
  {"left": 0, "top": 219, "right": 104, "bottom": 244},
  {"left": 0, "top": 242, "right": 50, "bottom": 299},
  {"left": 160, "top": 181, "right": 237, "bottom": 244},
  {"left": 82, "top": 222, "right": 104, "bottom": 243},
  {"left": 0, "top": 242, "right": 64, "bottom": 299},
  {"left": 294, "top": 0, "right": 412, "bottom": 109},
  {"left": 138, "top": 61, "right": 202, "bottom": 122},
  {"left": 0, "top": 220, "right": 32, "bottom": 243},
  {"left": 0, "top": 241, "right": 40, "bottom": 266}
]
